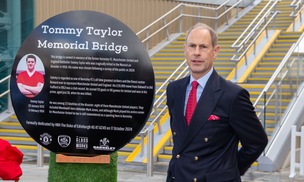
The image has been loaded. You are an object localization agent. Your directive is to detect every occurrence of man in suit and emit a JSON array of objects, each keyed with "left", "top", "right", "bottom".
[{"left": 166, "top": 23, "right": 268, "bottom": 182}]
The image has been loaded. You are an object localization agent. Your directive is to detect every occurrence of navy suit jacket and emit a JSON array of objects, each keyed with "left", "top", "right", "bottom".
[{"left": 166, "top": 70, "right": 268, "bottom": 182}]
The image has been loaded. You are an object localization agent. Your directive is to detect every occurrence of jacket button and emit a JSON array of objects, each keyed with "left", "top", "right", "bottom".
[
  {"left": 173, "top": 132, "right": 176, "bottom": 136},
  {"left": 193, "top": 178, "right": 197, "bottom": 182},
  {"left": 204, "top": 137, "right": 208, "bottom": 142},
  {"left": 194, "top": 156, "right": 199, "bottom": 161},
  {"left": 176, "top": 154, "right": 180, "bottom": 159}
]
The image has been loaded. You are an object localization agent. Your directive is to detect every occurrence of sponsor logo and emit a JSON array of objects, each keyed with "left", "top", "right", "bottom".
[
  {"left": 76, "top": 136, "right": 88, "bottom": 150},
  {"left": 58, "top": 135, "right": 71, "bottom": 148},
  {"left": 40, "top": 133, "right": 52, "bottom": 145},
  {"left": 93, "top": 138, "right": 115, "bottom": 151}
]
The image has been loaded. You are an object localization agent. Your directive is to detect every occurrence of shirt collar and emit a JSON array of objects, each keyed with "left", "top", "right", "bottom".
[
  {"left": 27, "top": 69, "right": 36, "bottom": 77},
  {"left": 189, "top": 67, "right": 213, "bottom": 88}
]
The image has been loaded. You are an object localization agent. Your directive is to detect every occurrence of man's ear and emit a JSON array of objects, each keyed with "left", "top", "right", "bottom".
[
  {"left": 213, "top": 45, "right": 220, "bottom": 59},
  {"left": 183, "top": 43, "right": 187, "bottom": 56}
]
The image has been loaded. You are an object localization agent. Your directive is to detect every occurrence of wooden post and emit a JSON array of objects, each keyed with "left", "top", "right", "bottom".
[{"left": 56, "top": 154, "right": 110, "bottom": 164}]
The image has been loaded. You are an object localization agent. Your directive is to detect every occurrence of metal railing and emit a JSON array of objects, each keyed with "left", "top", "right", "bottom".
[
  {"left": 230, "top": 0, "right": 280, "bottom": 80},
  {"left": 137, "top": 0, "right": 249, "bottom": 161},
  {"left": 137, "top": 0, "right": 246, "bottom": 50},
  {"left": 0, "top": 75, "right": 12, "bottom": 113},
  {"left": 139, "top": 60, "right": 189, "bottom": 157},
  {"left": 254, "top": 32, "right": 304, "bottom": 153},
  {"left": 0, "top": 10, "right": 11, "bottom": 31},
  {"left": 290, "top": 0, "right": 304, "bottom": 31},
  {"left": 0, "top": 75, "right": 10, "bottom": 98}
]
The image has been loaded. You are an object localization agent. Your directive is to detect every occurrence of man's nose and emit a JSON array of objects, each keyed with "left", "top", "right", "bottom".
[{"left": 194, "top": 46, "right": 200, "bottom": 54}]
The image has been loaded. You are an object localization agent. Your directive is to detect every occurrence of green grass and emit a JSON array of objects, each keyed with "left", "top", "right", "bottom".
[{"left": 48, "top": 152, "right": 117, "bottom": 182}]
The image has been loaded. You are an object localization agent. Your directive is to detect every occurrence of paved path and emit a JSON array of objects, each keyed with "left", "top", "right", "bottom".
[
  {"left": 19, "top": 163, "right": 167, "bottom": 182},
  {"left": 17, "top": 162, "right": 304, "bottom": 182}
]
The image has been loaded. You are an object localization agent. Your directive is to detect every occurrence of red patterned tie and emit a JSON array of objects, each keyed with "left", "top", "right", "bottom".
[{"left": 185, "top": 81, "right": 198, "bottom": 125}]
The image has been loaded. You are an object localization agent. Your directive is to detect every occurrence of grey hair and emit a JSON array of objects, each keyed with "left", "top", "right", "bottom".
[{"left": 185, "top": 23, "right": 218, "bottom": 47}]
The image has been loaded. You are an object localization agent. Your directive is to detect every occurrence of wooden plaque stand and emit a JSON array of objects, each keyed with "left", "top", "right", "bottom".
[{"left": 56, "top": 154, "right": 110, "bottom": 164}]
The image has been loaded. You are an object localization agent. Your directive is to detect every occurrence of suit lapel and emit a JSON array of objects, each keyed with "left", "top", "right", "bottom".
[
  {"left": 169, "top": 76, "right": 189, "bottom": 154},
  {"left": 174, "top": 76, "right": 189, "bottom": 129},
  {"left": 178, "top": 70, "right": 224, "bottom": 152}
]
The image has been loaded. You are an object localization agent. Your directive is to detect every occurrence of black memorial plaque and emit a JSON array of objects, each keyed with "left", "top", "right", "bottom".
[{"left": 10, "top": 10, "right": 155, "bottom": 155}]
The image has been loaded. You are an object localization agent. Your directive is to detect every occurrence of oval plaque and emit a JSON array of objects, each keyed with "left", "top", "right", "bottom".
[{"left": 10, "top": 10, "right": 155, "bottom": 155}]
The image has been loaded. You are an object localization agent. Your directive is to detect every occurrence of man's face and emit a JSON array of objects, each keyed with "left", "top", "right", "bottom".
[
  {"left": 184, "top": 28, "right": 219, "bottom": 79},
  {"left": 26, "top": 58, "right": 36, "bottom": 72}
]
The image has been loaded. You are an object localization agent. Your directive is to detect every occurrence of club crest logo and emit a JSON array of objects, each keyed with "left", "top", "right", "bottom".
[
  {"left": 100, "top": 138, "right": 109, "bottom": 146},
  {"left": 58, "top": 135, "right": 71, "bottom": 148},
  {"left": 40, "top": 133, "right": 52, "bottom": 145},
  {"left": 93, "top": 138, "right": 115, "bottom": 151}
]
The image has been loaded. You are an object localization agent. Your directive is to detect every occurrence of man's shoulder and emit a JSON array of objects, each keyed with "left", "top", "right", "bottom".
[
  {"left": 18, "top": 71, "right": 27, "bottom": 75},
  {"left": 169, "top": 76, "right": 188, "bottom": 86},
  {"left": 34, "top": 71, "right": 44, "bottom": 76},
  {"left": 217, "top": 76, "right": 244, "bottom": 92},
  {"left": 166, "top": 77, "right": 188, "bottom": 93}
]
